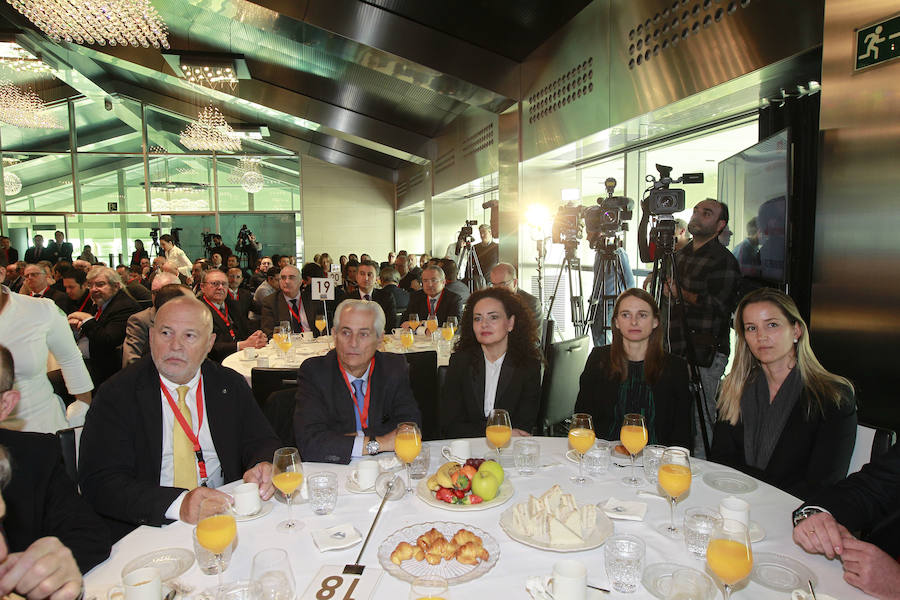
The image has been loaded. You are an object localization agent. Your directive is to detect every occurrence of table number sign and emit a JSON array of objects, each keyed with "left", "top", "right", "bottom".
[
  {"left": 300, "top": 566, "right": 382, "bottom": 600},
  {"left": 311, "top": 277, "right": 335, "bottom": 301}
]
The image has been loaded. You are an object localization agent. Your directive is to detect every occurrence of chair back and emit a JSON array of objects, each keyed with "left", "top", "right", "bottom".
[
  {"left": 537, "top": 336, "right": 591, "bottom": 436},
  {"left": 56, "top": 426, "right": 84, "bottom": 484},
  {"left": 404, "top": 350, "right": 440, "bottom": 441},
  {"left": 263, "top": 388, "right": 298, "bottom": 447},
  {"left": 848, "top": 423, "right": 897, "bottom": 475},
  {"left": 250, "top": 367, "right": 298, "bottom": 408}
]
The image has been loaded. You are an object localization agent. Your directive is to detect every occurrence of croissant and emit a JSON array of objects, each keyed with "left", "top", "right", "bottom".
[
  {"left": 455, "top": 541, "right": 489, "bottom": 565},
  {"left": 416, "top": 528, "right": 445, "bottom": 551},
  {"left": 451, "top": 529, "right": 482, "bottom": 547},
  {"left": 390, "top": 541, "right": 416, "bottom": 565}
]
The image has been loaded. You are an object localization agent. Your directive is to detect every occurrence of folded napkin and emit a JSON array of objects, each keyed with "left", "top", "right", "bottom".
[
  {"left": 525, "top": 576, "right": 553, "bottom": 600},
  {"left": 602, "top": 497, "right": 647, "bottom": 521},
  {"left": 378, "top": 454, "right": 402, "bottom": 471},
  {"left": 311, "top": 523, "right": 362, "bottom": 552}
]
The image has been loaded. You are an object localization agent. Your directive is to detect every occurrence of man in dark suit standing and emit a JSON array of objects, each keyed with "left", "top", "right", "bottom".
[
  {"left": 46, "top": 231, "right": 73, "bottom": 264},
  {"left": 350, "top": 260, "right": 395, "bottom": 334},
  {"left": 23, "top": 234, "right": 50, "bottom": 264},
  {"left": 0, "top": 236, "right": 18, "bottom": 267},
  {"left": 199, "top": 269, "right": 266, "bottom": 362},
  {"left": 294, "top": 299, "right": 421, "bottom": 463},
  {"left": 79, "top": 297, "right": 282, "bottom": 541},
  {"left": 401, "top": 265, "right": 464, "bottom": 328},
  {"left": 261, "top": 264, "right": 341, "bottom": 337}
]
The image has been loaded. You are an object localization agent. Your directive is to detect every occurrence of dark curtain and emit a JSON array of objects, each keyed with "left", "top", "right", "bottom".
[{"left": 758, "top": 92, "right": 820, "bottom": 324}]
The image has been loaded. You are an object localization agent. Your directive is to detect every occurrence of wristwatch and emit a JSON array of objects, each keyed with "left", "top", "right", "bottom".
[
  {"left": 366, "top": 439, "right": 380, "bottom": 456},
  {"left": 792, "top": 505, "right": 827, "bottom": 527}
]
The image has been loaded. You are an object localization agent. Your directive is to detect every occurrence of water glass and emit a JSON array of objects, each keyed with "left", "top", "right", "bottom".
[
  {"left": 409, "top": 576, "right": 449, "bottom": 599},
  {"left": 250, "top": 548, "right": 295, "bottom": 600},
  {"left": 642, "top": 444, "right": 667, "bottom": 484},
  {"left": 308, "top": 472, "right": 338, "bottom": 515},
  {"left": 683, "top": 507, "right": 722, "bottom": 559},
  {"left": 514, "top": 439, "right": 540, "bottom": 476},
  {"left": 192, "top": 528, "right": 233, "bottom": 575},
  {"left": 584, "top": 440, "right": 611, "bottom": 475},
  {"left": 668, "top": 568, "right": 715, "bottom": 600},
  {"left": 604, "top": 534, "right": 645, "bottom": 593},
  {"left": 409, "top": 445, "right": 431, "bottom": 479}
]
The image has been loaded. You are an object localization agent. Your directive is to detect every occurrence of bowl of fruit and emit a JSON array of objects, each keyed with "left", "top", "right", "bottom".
[{"left": 417, "top": 458, "right": 514, "bottom": 511}]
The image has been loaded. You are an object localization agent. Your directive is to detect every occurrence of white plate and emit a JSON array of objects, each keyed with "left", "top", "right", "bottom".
[
  {"left": 641, "top": 562, "right": 716, "bottom": 600},
  {"left": 230, "top": 500, "right": 275, "bottom": 522},
  {"left": 377, "top": 521, "right": 499, "bottom": 585},
  {"left": 751, "top": 552, "right": 817, "bottom": 592},
  {"left": 702, "top": 471, "right": 759, "bottom": 494},
  {"left": 499, "top": 505, "right": 615, "bottom": 552},
  {"left": 121, "top": 548, "right": 194, "bottom": 581},
  {"left": 345, "top": 477, "right": 376, "bottom": 494},
  {"left": 415, "top": 478, "right": 514, "bottom": 511}
]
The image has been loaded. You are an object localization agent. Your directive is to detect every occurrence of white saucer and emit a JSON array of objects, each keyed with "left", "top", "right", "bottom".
[
  {"left": 345, "top": 477, "right": 376, "bottom": 494},
  {"left": 231, "top": 501, "right": 274, "bottom": 522}
]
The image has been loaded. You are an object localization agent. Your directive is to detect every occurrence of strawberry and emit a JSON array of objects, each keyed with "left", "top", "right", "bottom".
[{"left": 435, "top": 487, "right": 455, "bottom": 503}]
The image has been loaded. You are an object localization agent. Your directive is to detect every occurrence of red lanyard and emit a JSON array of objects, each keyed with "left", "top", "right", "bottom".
[
  {"left": 338, "top": 357, "right": 375, "bottom": 430},
  {"left": 160, "top": 377, "right": 209, "bottom": 486},
  {"left": 78, "top": 294, "right": 90, "bottom": 313},
  {"left": 203, "top": 297, "right": 235, "bottom": 339},
  {"left": 428, "top": 291, "right": 443, "bottom": 316},
  {"left": 286, "top": 297, "right": 304, "bottom": 332}
]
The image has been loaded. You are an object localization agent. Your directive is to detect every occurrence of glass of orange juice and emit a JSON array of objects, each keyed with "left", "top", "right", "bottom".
[
  {"left": 621, "top": 413, "right": 648, "bottom": 487},
  {"left": 395, "top": 422, "right": 422, "bottom": 494},
  {"left": 400, "top": 329, "right": 415, "bottom": 352},
  {"left": 409, "top": 575, "right": 449, "bottom": 599},
  {"left": 407, "top": 313, "right": 421, "bottom": 332},
  {"left": 486, "top": 408, "right": 512, "bottom": 460},
  {"left": 568, "top": 413, "right": 595, "bottom": 485},
  {"left": 657, "top": 447, "right": 692, "bottom": 537},
  {"left": 425, "top": 315, "right": 439, "bottom": 335},
  {"left": 706, "top": 520, "right": 753, "bottom": 599},
  {"left": 315, "top": 313, "right": 327, "bottom": 336},
  {"left": 272, "top": 447, "right": 304, "bottom": 533},
  {"left": 196, "top": 497, "right": 237, "bottom": 594}
]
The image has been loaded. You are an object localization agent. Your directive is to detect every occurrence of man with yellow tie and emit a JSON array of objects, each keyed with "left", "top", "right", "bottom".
[{"left": 78, "top": 296, "right": 282, "bottom": 542}]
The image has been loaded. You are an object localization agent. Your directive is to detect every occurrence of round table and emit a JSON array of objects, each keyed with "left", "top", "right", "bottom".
[{"left": 83, "top": 437, "right": 867, "bottom": 599}]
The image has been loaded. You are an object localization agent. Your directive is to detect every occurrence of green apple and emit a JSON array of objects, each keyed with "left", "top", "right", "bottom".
[
  {"left": 478, "top": 459, "right": 504, "bottom": 485},
  {"left": 470, "top": 470, "right": 499, "bottom": 501}
]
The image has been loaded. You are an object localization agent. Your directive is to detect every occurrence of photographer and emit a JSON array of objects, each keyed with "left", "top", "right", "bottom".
[{"left": 235, "top": 225, "right": 260, "bottom": 268}]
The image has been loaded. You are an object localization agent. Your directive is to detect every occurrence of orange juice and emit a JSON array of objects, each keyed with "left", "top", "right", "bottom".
[
  {"left": 486, "top": 424, "right": 512, "bottom": 449},
  {"left": 196, "top": 514, "right": 237, "bottom": 554},
  {"left": 441, "top": 326, "right": 454, "bottom": 341},
  {"left": 425, "top": 318, "right": 439, "bottom": 333},
  {"left": 276, "top": 338, "right": 292, "bottom": 352},
  {"left": 568, "top": 427, "right": 596, "bottom": 454},
  {"left": 315, "top": 319, "right": 327, "bottom": 332},
  {"left": 395, "top": 430, "right": 422, "bottom": 463},
  {"left": 273, "top": 332, "right": 287, "bottom": 345},
  {"left": 400, "top": 332, "right": 415, "bottom": 349},
  {"left": 408, "top": 319, "right": 421, "bottom": 331},
  {"left": 706, "top": 539, "right": 753, "bottom": 585},
  {"left": 620, "top": 424, "right": 648, "bottom": 455},
  {"left": 658, "top": 463, "right": 692, "bottom": 498},
  {"left": 272, "top": 471, "right": 304, "bottom": 495}
]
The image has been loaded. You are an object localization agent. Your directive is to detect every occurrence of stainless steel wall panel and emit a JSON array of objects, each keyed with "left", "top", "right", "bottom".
[{"left": 431, "top": 107, "right": 499, "bottom": 197}]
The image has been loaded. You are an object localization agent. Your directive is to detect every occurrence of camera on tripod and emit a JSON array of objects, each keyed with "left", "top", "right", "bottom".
[
  {"left": 551, "top": 204, "right": 583, "bottom": 247},
  {"left": 149, "top": 227, "right": 159, "bottom": 242},
  {"left": 458, "top": 219, "right": 478, "bottom": 243},
  {"left": 645, "top": 164, "right": 703, "bottom": 216},
  {"left": 584, "top": 177, "right": 634, "bottom": 250},
  {"left": 236, "top": 224, "right": 253, "bottom": 250}
]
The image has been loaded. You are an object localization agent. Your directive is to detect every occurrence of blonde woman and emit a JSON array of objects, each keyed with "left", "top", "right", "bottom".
[{"left": 711, "top": 288, "right": 856, "bottom": 500}]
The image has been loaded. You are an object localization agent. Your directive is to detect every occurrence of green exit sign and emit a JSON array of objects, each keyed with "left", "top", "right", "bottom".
[{"left": 856, "top": 14, "right": 900, "bottom": 71}]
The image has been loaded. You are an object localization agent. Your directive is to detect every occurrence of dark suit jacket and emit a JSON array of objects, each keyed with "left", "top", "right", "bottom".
[
  {"left": 401, "top": 289, "right": 464, "bottom": 325},
  {"left": 0, "top": 429, "right": 111, "bottom": 572},
  {"left": 398, "top": 267, "right": 421, "bottom": 291},
  {"left": 383, "top": 283, "right": 409, "bottom": 316},
  {"left": 46, "top": 241, "right": 73, "bottom": 263},
  {"left": 65, "top": 291, "right": 93, "bottom": 315},
  {"left": 201, "top": 295, "right": 250, "bottom": 362},
  {"left": 24, "top": 246, "right": 50, "bottom": 263},
  {"left": 228, "top": 287, "right": 253, "bottom": 319},
  {"left": 130, "top": 249, "right": 149, "bottom": 268},
  {"left": 348, "top": 288, "right": 396, "bottom": 334},
  {"left": 261, "top": 288, "right": 342, "bottom": 338},
  {"left": 711, "top": 388, "right": 857, "bottom": 501},
  {"left": 445, "top": 280, "right": 470, "bottom": 305},
  {"left": 0, "top": 246, "right": 17, "bottom": 266},
  {"left": 78, "top": 356, "right": 282, "bottom": 541},
  {"left": 440, "top": 345, "right": 541, "bottom": 438},
  {"left": 126, "top": 281, "right": 152, "bottom": 304},
  {"left": 30, "top": 287, "right": 68, "bottom": 312},
  {"left": 294, "top": 350, "right": 421, "bottom": 464},
  {"left": 79, "top": 289, "right": 141, "bottom": 386}
]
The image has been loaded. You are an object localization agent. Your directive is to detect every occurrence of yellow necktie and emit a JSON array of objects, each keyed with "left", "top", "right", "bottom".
[{"left": 172, "top": 385, "right": 198, "bottom": 490}]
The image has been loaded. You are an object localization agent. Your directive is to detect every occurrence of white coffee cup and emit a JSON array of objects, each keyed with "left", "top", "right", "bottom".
[
  {"left": 108, "top": 567, "right": 162, "bottom": 600},
  {"left": 242, "top": 348, "right": 258, "bottom": 359},
  {"left": 232, "top": 481, "right": 262, "bottom": 516},
  {"left": 441, "top": 439, "right": 471, "bottom": 462},
  {"left": 548, "top": 559, "right": 587, "bottom": 600},
  {"left": 719, "top": 496, "right": 750, "bottom": 528},
  {"left": 256, "top": 356, "right": 270, "bottom": 368},
  {"left": 351, "top": 458, "right": 380, "bottom": 489},
  {"left": 301, "top": 331, "right": 314, "bottom": 342}
]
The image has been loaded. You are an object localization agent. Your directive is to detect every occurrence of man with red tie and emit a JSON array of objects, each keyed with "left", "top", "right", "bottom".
[
  {"left": 261, "top": 264, "right": 343, "bottom": 338},
  {"left": 61, "top": 268, "right": 93, "bottom": 315},
  {"left": 199, "top": 269, "right": 266, "bottom": 362},
  {"left": 400, "top": 265, "right": 464, "bottom": 329},
  {"left": 21, "top": 263, "right": 67, "bottom": 311}
]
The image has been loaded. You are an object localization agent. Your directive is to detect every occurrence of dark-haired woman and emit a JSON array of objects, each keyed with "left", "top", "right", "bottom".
[
  {"left": 440, "top": 287, "right": 542, "bottom": 438},
  {"left": 711, "top": 288, "right": 856, "bottom": 500},
  {"left": 129, "top": 239, "right": 149, "bottom": 269},
  {"left": 574, "top": 288, "right": 692, "bottom": 448}
]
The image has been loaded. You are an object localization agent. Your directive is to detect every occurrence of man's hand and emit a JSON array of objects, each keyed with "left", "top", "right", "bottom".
[
  {"left": 243, "top": 462, "right": 274, "bottom": 500},
  {"left": 67, "top": 311, "right": 92, "bottom": 322},
  {"left": 841, "top": 536, "right": 900, "bottom": 599},
  {"left": 511, "top": 428, "right": 531, "bottom": 437},
  {"left": 238, "top": 330, "right": 268, "bottom": 350},
  {"left": 179, "top": 487, "right": 232, "bottom": 524},
  {"left": 792, "top": 512, "right": 847, "bottom": 559},
  {"left": 0, "top": 537, "right": 82, "bottom": 600},
  {"left": 375, "top": 429, "right": 398, "bottom": 453}
]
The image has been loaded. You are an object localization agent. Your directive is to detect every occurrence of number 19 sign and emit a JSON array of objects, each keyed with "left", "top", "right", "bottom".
[{"left": 310, "top": 277, "right": 335, "bottom": 301}]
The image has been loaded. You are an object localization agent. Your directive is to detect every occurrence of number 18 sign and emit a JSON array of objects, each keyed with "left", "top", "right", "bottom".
[
  {"left": 310, "top": 277, "right": 335, "bottom": 301},
  {"left": 300, "top": 565, "right": 382, "bottom": 600}
]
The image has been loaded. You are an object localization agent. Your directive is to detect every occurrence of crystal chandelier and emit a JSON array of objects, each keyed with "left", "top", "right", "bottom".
[
  {"left": 0, "top": 82, "right": 62, "bottom": 129},
  {"left": 3, "top": 171, "right": 21, "bottom": 196},
  {"left": 240, "top": 170, "right": 264, "bottom": 193},
  {"left": 179, "top": 106, "right": 241, "bottom": 152},
  {"left": 5, "top": 0, "right": 170, "bottom": 49}
]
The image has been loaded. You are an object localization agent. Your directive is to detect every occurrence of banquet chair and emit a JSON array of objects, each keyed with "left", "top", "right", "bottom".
[
  {"left": 250, "top": 367, "right": 298, "bottom": 408},
  {"left": 847, "top": 423, "right": 896, "bottom": 475},
  {"left": 56, "top": 425, "right": 83, "bottom": 485},
  {"left": 263, "top": 388, "right": 297, "bottom": 447},
  {"left": 537, "top": 335, "right": 591, "bottom": 436},
  {"left": 404, "top": 350, "right": 440, "bottom": 441}
]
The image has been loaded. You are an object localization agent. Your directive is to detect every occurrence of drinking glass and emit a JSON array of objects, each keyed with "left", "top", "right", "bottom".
[
  {"left": 567, "top": 413, "right": 595, "bottom": 485},
  {"left": 407, "top": 313, "right": 421, "bottom": 332},
  {"left": 485, "top": 409, "right": 512, "bottom": 460},
  {"left": 440, "top": 322, "right": 455, "bottom": 342},
  {"left": 425, "top": 315, "right": 439, "bottom": 335},
  {"left": 400, "top": 329, "right": 415, "bottom": 351},
  {"left": 308, "top": 471, "right": 338, "bottom": 515},
  {"left": 513, "top": 439, "right": 540, "bottom": 476},
  {"left": 315, "top": 313, "right": 327, "bottom": 335},
  {"left": 605, "top": 534, "right": 645, "bottom": 593},
  {"left": 643, "top": 444, "right": 667, "bottom": 485},
  {"left": 658, "top": 448, "right": 692, "bottom": 537},
  {"left": 192, "top": 528, "right": 233, "bottom": 575},
  {"left": 445, "top": 316, "right": 458, "bottom": 332},
  {"left": 620, "top": 413, "right": 648, "bottom": 486},
  {"left": 395, "top": 422, "right": 422, "bottom": 494},
  {"left": 584, "top": 440, "right": 611, "bottom": 475},
  {"left": 272, "top": 447, "right": 304, "bottom": 532},
  {"left": 668, "top": 568, "right": 715, "bottom": 600},
  {"left": 409, "top": 445, "right": 430, "bottom": 479},
  {"left": 706, "top": 520, "right": 753, "bottom": 599},
  {"left": 250, "top": 548, "right": 295, "bottom": 600},
  {"left": 196, "top": 497, "right": 237, "bottom": 595},
  {"left": 275, "top": 328, "right": 292, "bottom": 358},
  {"left": 684, "top": 507, "right": 722, "bottom": 559},
  {"left": 409, "top": 576, "right": 449, "bottom": 600}
]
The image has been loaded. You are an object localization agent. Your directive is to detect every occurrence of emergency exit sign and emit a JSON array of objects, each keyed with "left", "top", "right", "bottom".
[{"left": 856, "top": 14, "right": 900, "bottom": 70}]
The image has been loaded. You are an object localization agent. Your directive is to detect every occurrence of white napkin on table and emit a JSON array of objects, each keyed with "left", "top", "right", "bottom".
[
  {"left": 310, "top": 523, "right": 362, "bottom": 552},
  {"left": 601, "top": 497, "right": 647, "bottom": 521},
  {"left": 525, "top": 576, "right": 554, "bottom": 600}
]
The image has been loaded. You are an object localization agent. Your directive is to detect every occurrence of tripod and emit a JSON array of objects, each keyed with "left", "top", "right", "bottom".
[
  {"left": 544, "top": 241, "right": 589, "bottom": 341},
  {"left": 649, "top": 219, "right": 713, "bottom": 458},
  {"left": 149, "top": 234, "right": 161, "bottom": 258},
  {"left": 585, "top": 243, "right": 629, "bottom": 345},
  {"left": 457, "top": 237, "right": 486, "bottom": 294}
]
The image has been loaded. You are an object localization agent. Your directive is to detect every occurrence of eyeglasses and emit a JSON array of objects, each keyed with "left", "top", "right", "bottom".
[
  {"left": 204, "top": 280, "right": 228, "bottom": 287},
  {"left": 489, "top": 279, "right": 513, "bottom": 288},
  {"left": 421, "top": 278, "right": 443, "bottom": 284},
  {"left": 88, "top": 281, "right": 110, "bottom": 289}
]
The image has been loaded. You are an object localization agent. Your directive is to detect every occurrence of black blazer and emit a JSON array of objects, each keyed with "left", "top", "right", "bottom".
[
  {"left": 230, "top": 287, "right": 253, "bottom": 319},
  {"left": 201, "top": 295, "right": 250, "bottom": 362},
  {"left": 79, "top": 289, "right": 141, "bottom": 386},
  {"left": 24, "top": 246, "right": 51, "bottom": 263},
  {"left": 0, "top": 429, "right": 110, "bottom": 572},
  {"left": 574, "top": 346, "right": 693, "bottom": 448},
  {"left": 401, "top": 289, "right": 464, "bottom": 325},
  {"left": 78, "top": 356, "right": 282, "bottom": 541},
  {"left": 260, "top": 288, "right": 343, "bottom": 338},
  {"left": 130, "top": 249, "right": 149, "bottom": 268},
  {"left": 711, "top": 388, "right": 857, "bottom": 500},
  {"left": 46, "top": 241, "right": 73, "bottom": 263},
  {"left": 383, "top": 284, "right": 409, "bottom": 315},
  {"left": 348, "top": 288, "right": 396, "bottom": 334},
  {"left": 30, "top": 287, "right": 68, "bottom": 312},
  {"left": 294, "top": 350, "right": 421, "bottom": 464},
  {"left": 440, "top": 345, "right": 541, "bottom": 438}
]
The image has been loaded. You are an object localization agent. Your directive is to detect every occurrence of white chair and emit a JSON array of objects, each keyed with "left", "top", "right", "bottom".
[{"left": 847, "top": 424, "right": 896, "bottom": 476}]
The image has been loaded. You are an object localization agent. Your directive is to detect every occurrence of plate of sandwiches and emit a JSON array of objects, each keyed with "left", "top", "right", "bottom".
[{"left": 499, "top": 484, "right": 615, "bottom": 552}]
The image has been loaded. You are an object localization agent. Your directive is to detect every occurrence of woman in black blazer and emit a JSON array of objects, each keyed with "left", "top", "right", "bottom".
[
  {"left": 130, "top": 239, "right": 149, "bottom": 268},
  {"left": 440, "top": 287, "right": 542, "bottom": 438},
  {"left": 711, "top": 288, "right": 856, "bottom": 500}
]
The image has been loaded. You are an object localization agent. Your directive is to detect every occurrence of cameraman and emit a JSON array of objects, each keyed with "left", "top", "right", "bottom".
[
  {"left": 661, "top": 198, "right": 741, "bottom": 457},
  {"left": 210, "top": 234, "right": 232, "bottom": 263}
]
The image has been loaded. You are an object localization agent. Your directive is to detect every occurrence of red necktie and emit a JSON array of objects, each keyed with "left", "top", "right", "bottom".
[{"left": 95, "top": 306, "right": 103, "bottom": 321}]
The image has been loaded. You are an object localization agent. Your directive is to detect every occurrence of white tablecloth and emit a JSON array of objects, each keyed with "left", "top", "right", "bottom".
[{"left": 84, "top": 437, "right": 868, "bottom": 599}]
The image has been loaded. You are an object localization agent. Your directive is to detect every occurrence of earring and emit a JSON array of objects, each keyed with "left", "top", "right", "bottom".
[{"left": 793, "top": 338, "right": 798, "bottom": 343}]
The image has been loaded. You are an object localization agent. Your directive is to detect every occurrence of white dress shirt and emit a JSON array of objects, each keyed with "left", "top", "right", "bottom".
[{"left": 483, "top": 352, "right": 506, "bottom": 417}]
